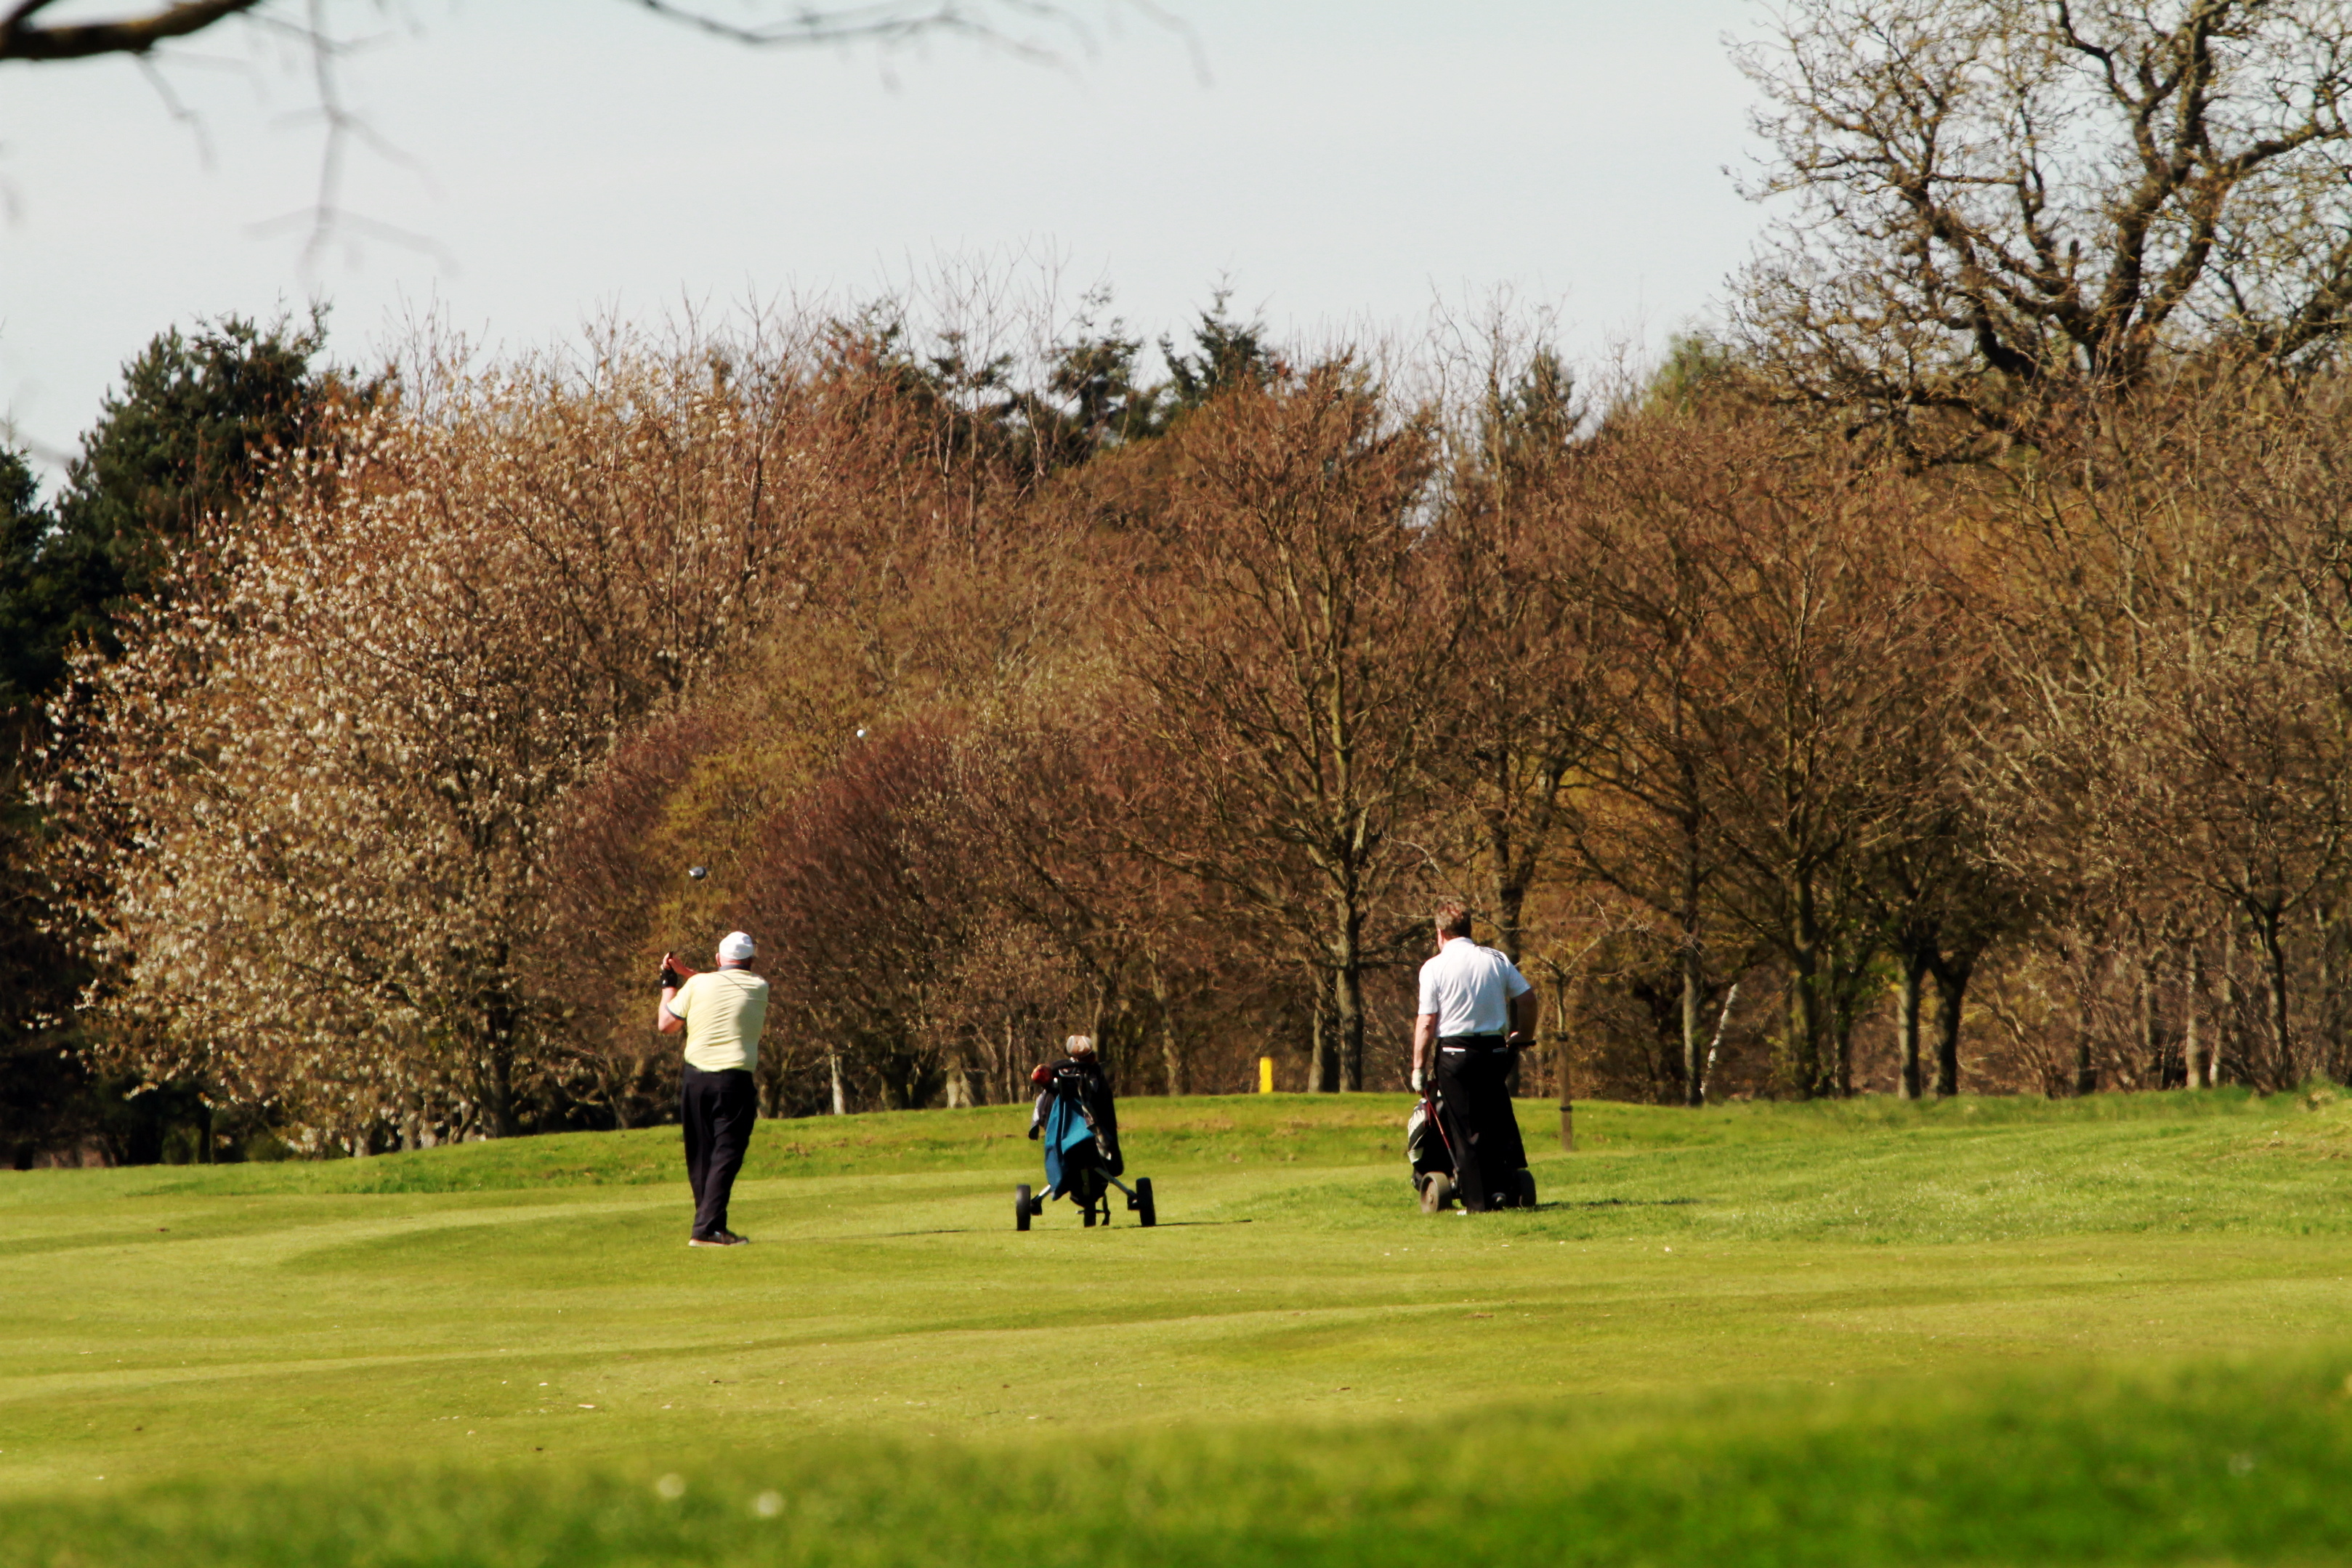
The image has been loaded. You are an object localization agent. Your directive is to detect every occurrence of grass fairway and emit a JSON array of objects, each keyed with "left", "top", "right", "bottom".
[{"left": 4, "top": 1088, "right": 2351, "bottom": 1564}]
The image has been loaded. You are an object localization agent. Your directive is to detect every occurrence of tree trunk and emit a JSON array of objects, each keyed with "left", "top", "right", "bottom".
[
  {"left": 828, "top": 1051, "right": 846, "bottom": 1116},
  {"left": 1784, "top": 982, "right": 1801, "bottom": 1100},
  {"left": 1680, "top": 939, "right": 1704, "bottom": 1109},
  {"left": 1161, "top": 1026, "right": 1186, "bottom": 1097},
  {"left": 1930, "top": 955, "right": 1971, "bottom": 1099},
  {"left": 1088, "top": 987, "right": 1116, "bottom": 1080},
  {"left": 2079, "top": 945, "right": 2117, "bottom": 1091},
  {"left": 2316, "top": 902, "right": 2343, "bottom": 1083},
  {"left": 1787, "top": 966, "right": 1825, "bottom": 1100},
  {"left": 2182, "top": 943, "right": 2203, "bottom": 1091},
  {"left": 2073, "top": 953, "right": 2097, "bottom": 1096},
  {"left": 483, "top": 1035, "right": 516, "bottom": 1139},
  {"left": 1832, "top": 992, "right": 1856, "bottom": 1100},
  {"left": 610, "top": 1063, "right": 637, "bottom": 1131},
  {"left": 480, "top": 964, "right": 520, "bottom": 1138},
  {"left": 2217, "top": 920, "right": 2236, "bottom": 1086},
  {"left": 2138, "top": 957, "right": 2159, "bottom": 1090},
  {"left": 1700, "top": 982, "right": 1739, "bottom": 1105},
  {"left": 1553, "top": 971, "right": 1578, "bottom": 1150},
  {"left": 1494, "top": 854, "right": 1529, "bottom": 969},
  {"left": 1306, "top": 982, "right": 1333, "bottom": 1094},
  {"left": 2257, "top": 905, "right": 2295, "bottom": 1087},
  {"left": 1154, "top": 969, "right": 1186, "bottom": 1097},
  {"left": 1678, "top": 812, "right": 1705, "bottom": 1107},
  {"left": 1896, "top": 953, "right": 1927, "bottom": 1100},
  {"left": 1788, "top": 877, "right": 1828, "bottom": 1098},
  {"left": 1335, "top": 949, "right": 1365, "bottom": 1093}
]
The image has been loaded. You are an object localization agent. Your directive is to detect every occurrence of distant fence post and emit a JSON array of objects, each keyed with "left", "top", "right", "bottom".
[{"left": 1258, "top": 1056, "right": 1275, "bottom": 1094}]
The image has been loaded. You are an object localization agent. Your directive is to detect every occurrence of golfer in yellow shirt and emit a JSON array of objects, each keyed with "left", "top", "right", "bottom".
[{"left": 656, "top": 931, "right": 769, "bottom": 1247}]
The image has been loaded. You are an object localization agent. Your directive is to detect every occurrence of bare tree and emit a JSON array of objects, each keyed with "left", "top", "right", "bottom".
[
  {"left": 1567, "top": 416, "right": 1731, "bottom": 1108},
  {"left": 1691, "top": 439, "right": 1955, "bottom": 1098},
  {"left": 1574, "top": 407, "right": 1955, "bottom": 1099},
  {"left": 1984, "top": 360, "right": 2352, "bottom": 1091},
  {"left": 1846, "top": 530, "right": 2034, "bottom": 1099},
  {"left": 733, "top": 719, "right": 1046, "bottom": 1112},
  {"left": 1423, "top": 342, "right": 1609, "bottom": 966},
  {"left": 943, "top": 719, "right": 1212, "bottom": 1095},
  {"left": 1868, "top": 788, "right": 2037, "bottom": 1099},
  {"left": 1117, "top": 364, "right": 1447, "bottom": 1092},
  {"left": 1736, "top": 0, "right": 2352, "bottom": 448}
]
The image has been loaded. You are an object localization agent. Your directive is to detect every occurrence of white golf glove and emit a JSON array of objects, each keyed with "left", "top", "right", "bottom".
[{"left": 1410, "top": 1067, "right": 1426, "bottom": 1094}]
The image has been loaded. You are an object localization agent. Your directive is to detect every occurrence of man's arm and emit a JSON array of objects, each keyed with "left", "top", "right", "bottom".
[
  {"left": 1412, "top": 1011, "right": 1438, "bottom": 1090},
  {"left": 1508, "top": 986, "right": 1539, "bottom": 1043},
  {"left": 655, "top": 956, "right": 695, "bottom": 1034}
]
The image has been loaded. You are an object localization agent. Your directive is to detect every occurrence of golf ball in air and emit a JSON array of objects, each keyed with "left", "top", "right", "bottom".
[{"left": 688, "top": 866, "right": 708, "bottom": 880}]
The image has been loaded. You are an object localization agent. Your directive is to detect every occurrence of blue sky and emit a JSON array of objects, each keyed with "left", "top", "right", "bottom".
[{"left": 1, "top": 0, "right": 1766, "bottom": 472}]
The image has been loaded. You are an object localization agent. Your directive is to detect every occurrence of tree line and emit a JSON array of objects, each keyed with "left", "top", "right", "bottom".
[{"left": 12, "top": 0, "right": 2352, "bottom": 1160}]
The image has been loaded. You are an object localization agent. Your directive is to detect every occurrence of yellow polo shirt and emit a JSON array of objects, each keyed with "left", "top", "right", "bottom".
[{"left": 667, "top": 968, "right": 769, "bottom": 1073}]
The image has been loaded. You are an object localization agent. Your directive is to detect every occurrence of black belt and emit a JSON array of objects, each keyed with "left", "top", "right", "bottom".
[{"left": 1437, "top": 1033, "right": 1507, "bottom": 1052}]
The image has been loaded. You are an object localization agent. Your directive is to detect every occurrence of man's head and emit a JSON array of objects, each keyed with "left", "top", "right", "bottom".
[
  {"left": 1065, "top": 1034, "right": 1096, "bottom": 1059},
  {"left": 1434, "top": 901, "right": 1474, "bottom": 942},
  {"left": 716, "top": 931, "right": 756, "bottom": 967}
]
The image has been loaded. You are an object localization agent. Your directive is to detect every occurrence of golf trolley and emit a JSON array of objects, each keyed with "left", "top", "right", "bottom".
[
  {"left": 1408, "top": 1081, "right": 1536, "bottom": 1213},
  {"left": 1014, "top": 1168, "right": 1155, "bottom": 1230},
  {"left": 1015, "top": 1055, "right": 1156, "bottom": 1230}
]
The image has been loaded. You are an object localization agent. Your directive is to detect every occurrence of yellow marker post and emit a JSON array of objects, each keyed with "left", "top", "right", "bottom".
[{"left": 1258, "top": 1056, "right": 1275, "bottom": 1094}]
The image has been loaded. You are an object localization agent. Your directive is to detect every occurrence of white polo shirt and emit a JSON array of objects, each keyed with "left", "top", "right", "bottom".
[
  {"left": 666, "top": 967, "right": 770, "bottom": 1073},
  {"left": 1417, "top": 937, "right": 1532, "bottom": 1038}
]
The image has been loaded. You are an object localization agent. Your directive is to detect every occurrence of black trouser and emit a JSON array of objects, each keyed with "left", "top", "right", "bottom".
[
  {"left": 1435, "top": 1037, "right": 1527, "bottom": 1212},
  {"left": 681, "top": 1064, "right": 757, "bottom": 1238}
]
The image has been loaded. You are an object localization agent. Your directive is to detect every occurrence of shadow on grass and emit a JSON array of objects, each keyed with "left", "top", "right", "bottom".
[{"left": 867, "top": 1219, "right": 1256, "bottom": 1237}]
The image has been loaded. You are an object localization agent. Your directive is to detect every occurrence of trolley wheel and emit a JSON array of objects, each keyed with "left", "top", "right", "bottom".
[
  {"left": 1515, "top": 1169, "right": 1537, "bottom": 1208},
  {"left": 1421, "top": 1172, "right": 1455, "bottom": 1214},
  {"left": 1015, "top": 1184, "right": 1032, "bottom": 1232},
  {"left": 1135, "top": 1177, "right": 1156, "bottom": 1227}
]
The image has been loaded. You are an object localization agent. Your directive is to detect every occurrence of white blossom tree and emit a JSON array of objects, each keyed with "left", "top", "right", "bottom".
[{"left": 46, "top": 338, "right": 817, "bottom": 1145}]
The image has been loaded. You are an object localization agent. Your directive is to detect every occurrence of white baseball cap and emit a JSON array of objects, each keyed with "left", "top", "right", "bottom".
[{"left": 719, "top": 931, "right": 756, "bottom": 963}]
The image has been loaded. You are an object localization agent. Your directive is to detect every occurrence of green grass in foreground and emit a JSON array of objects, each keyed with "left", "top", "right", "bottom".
[
  {"left": 9, "top": 1357, "right": 2352, "bottom": 1567},
  {"left": 4, "top": 1088, "right": 2351, "bottom": 1565}
]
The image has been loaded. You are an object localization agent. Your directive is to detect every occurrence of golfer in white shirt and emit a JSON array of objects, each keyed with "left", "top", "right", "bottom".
[
  {"left": 655, "top": 931, "right": 768, "bottom": 1247},
  {"left": 1411, "top": 901, "right": 1537, "bottom": 1211}
]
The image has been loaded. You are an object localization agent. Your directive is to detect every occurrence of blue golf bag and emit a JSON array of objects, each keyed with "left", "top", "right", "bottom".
[{"left": 1015, "top": 1057, "right": 1155, "bottom": 1229}]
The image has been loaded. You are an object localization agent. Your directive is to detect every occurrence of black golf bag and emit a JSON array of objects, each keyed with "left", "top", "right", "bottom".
[{"left": 1408, "top": 1048, "right": 1537, "bottom": 1213}]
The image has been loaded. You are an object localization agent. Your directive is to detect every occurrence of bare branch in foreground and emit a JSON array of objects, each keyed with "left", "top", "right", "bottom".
[{"left": 0, "top": 0, "right": 264, "bottom": 62}]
